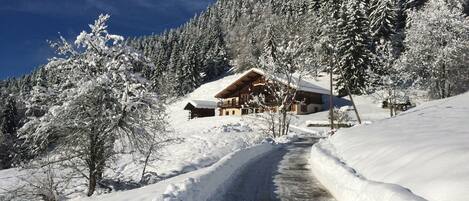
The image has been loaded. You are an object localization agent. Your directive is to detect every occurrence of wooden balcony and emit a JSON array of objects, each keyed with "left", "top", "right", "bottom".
[{"left": 218, "top": 100, "right": 241, "bottom": 108}]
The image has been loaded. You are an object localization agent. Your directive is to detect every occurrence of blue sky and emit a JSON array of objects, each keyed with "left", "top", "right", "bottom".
[{"left": 0, "top": 0, "right": 215, "bottom": 80}]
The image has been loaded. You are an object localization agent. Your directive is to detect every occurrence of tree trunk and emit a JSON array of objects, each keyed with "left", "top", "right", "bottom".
[
  {"left": 388, "top": 89, "right": 394, "bottom": 117},
  {"left": 140, "top": 145, "right": 154, "bottom": 183},
  {"left": 87, "top": 169, "right": 97, "bottom": 196}
]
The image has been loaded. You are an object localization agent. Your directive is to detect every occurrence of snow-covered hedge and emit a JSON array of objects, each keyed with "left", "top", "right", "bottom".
[
  {"left": 310, "top": 141, "right": 427, "bottom": 201},
  {"left": 162, "top": 143, "right": 275, "bottom": 201}
]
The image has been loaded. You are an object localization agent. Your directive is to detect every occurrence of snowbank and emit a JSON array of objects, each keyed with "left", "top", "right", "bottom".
[
  {"left": 79, "top": 143, "right": 275, "bottom": 201},
  {"left": 310, "top": 141, "right": 427, "bottom": 201},
  {"left": 162, "top": 143, "right": 275, "bottom": 201},
  {"left": 310, "top": 92, "right": 469, "bottom": 201}
]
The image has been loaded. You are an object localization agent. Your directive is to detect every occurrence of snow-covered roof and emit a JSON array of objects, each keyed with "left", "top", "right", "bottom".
[
  {"left": 215, "top": 68, "right": 330, "bottom": 98},
  {"left": 184, "top": 100, "right": 218, "bottom": 109}
]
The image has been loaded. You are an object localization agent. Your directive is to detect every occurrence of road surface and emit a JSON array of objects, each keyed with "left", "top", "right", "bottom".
[{"left": 220, "top": 137, "right": 336, "bottom": 201}]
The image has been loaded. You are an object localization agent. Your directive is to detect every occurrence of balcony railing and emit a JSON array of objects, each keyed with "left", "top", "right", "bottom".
[{"left": 218, "top": 100, "right": 240, "bottom": 108}]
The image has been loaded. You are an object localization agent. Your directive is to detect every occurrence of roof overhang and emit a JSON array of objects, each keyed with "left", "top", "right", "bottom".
[
  {"left": 184, "top": 100, "right": 218, "bottom": 110},
  {"left": 214, "top": 68, "right": 330, "bottom": 99},
  {"left": 214, "top": 68, "right": 264, "bottom": 98}
]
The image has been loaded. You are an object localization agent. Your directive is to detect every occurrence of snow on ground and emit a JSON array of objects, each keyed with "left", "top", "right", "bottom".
[
  {"left": 78, "top": 143, "right": 275, "bottom": 201},
  {"left": 107, "top": 117, "right": 265, "bottom": 182},
  {"left": 0, "top": 74, "right": 267, "bottom": 200},
  {"left": 290, "top": 92, "right": 391, "bottom": 132},
  {"left": 81, "top": 74, "right": 269, "bottom": 198},
  {"left": 310, "top": 92, "right": 469, "bottom": 201},
  {"left": 167, "top": 74, "right": 239, "bottom": 129},
  {"left": 0, "top": 71, "right": 404, "bottom": 200},
  {"left": 290, "top": 73, "right": 392, "bottom": 129}
]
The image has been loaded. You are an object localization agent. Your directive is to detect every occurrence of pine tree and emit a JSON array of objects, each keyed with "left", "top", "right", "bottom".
[
  {"left": 180, "top": 44, "right": 202, "bottom": 95},
  {"left": 370, "top": 0, "right": 398, "bottom": 43},
  {"left": 335, "top": 0, "right": 375, "bottom": 95},
  {"left": 0, "top": 97, "right": 18, "bottom": 169},
  {"left": 315, "top": 0, "right": 343, "bottom": 77}
]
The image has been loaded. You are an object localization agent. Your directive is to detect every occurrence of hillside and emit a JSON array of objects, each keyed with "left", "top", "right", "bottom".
[{"left": 310, "top": 92, "right": 469, "bottom": 201}]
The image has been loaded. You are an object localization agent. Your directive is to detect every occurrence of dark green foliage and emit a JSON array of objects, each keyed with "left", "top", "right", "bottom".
[
  {"left": 0, "top": 97, "right": 18, "bottom": 169},
  {"left": 370, "top": 0, "right": 399, "bottom": 43},
  {"left": 335, "top": 0, "right": 374, "bottom": 95}
]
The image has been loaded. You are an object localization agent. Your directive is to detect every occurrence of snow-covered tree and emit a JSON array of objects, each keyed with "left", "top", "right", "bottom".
[
  {"left": 179, "top": 44, "right": 203, "bottom": 95},
  {"left": 335, "top": 0, "right": 375, "bottom": 95},
  {"left": 369, "top": 41, "right": 411, "bottom": 116},
  {"left": 0, "top": 96, "right": 18, "bottom": 169},
  {"left": 19, "top": 15, "right": 169, "bottom": 196},
  {"left": 316, "top": 0, "right": 343, "bottom": 67},
  {"left": 401, "top": 0, "right": 469, "bottom": 98},
  {"left": 254, "top": 22, "right": 312, "bottom": 137},
  {"left": 369, "top": 0, "right": 398, "bottom": 43}
]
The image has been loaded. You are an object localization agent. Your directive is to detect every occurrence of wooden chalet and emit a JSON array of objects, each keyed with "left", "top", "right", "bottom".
[
  {"left": 184, "top": 100, "right": 217, "bottom": 119},
  {"left": 215, "top": 68, "right": 330, "bottom": 116}
]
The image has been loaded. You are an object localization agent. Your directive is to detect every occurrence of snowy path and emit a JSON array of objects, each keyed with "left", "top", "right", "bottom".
[{"left": 220, "top": 137, "right": 336, "bottom": 201}]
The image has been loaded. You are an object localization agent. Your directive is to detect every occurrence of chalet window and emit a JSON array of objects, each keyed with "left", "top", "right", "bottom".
[
  {"left": 225, "top": 111, "right": 229, "bottom": 116},
  {"left": 232, "top": 110, "right": 235, "bottom": 115},
  {"left": 241, "top": 94, "right": 249, "bottom": 104},
  {"left": 242, "top": 109, "right": 248, "bottom": 115}
]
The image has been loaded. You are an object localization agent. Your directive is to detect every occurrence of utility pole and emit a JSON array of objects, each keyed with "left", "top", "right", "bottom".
[
  {"left": 326, "top": 45, "right": 335, "bottom": 132},
  {"left": 329, "top": 66, "right": 334, "bottom": 131},
  {"left": 337, "top": 67, "right": 362, "bottom": 124}
]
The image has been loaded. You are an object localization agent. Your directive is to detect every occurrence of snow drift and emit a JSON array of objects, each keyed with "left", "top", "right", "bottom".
[
  {"left": 162, "top": 143, "right": 275, "bottom": 201},
  {"left": 77, "top": 143, "right": 274, "bottom": 201},
  {"left": 310, "top": 92, "right": 469, "bottom": 201},
  {"left": 310, "top": 142, "right": 427, "bottom": 201}
]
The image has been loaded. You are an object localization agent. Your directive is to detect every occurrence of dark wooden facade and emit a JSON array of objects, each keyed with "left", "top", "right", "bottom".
[
  {"left": 215, "top": 69, "right": 327, "bottom": 116},
  {"left": 184, "top": 103, "right": 216, "bottom": 119}
]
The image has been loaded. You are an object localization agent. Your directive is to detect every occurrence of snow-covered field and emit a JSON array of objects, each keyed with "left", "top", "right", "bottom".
[{"left": 310, "top": 92, "right": 469, "bottom": 201}]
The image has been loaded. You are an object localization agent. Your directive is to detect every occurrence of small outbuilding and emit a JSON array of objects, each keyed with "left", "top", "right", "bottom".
[{"left": 184, "top": 100, "right": 217, "bottom": 119}]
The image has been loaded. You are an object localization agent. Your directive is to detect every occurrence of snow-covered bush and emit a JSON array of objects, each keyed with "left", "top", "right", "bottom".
[{"left": 329, "top": 107, "right": 352, "bottom": 128}]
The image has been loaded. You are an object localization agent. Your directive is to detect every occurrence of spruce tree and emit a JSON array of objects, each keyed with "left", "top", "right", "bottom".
[
  {"left": 370, "top": 0, "right": 398, "bottom": 43},
  {"left": 0, "top": 97, "right": 18, "bottom": 169},
  {"left": 181, "top": 44, "right": 203, "bottom": 94},
  {"left": 335, "top": 0, "right": 374, "bottom": 95}
]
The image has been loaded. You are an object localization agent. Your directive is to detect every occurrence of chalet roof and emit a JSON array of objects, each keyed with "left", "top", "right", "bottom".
[
  {"left": 184, "top": 100, "right": 218, "bottom": 110},
  {"left": 215, "top": 68, "right": 330, "bottom": 98}
]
